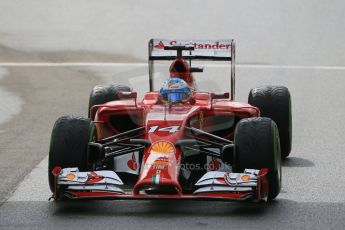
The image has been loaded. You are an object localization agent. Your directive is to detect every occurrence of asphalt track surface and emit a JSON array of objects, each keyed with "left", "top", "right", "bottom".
[{"left": 1, "top": 1, "right": 345, "bottom": 229}]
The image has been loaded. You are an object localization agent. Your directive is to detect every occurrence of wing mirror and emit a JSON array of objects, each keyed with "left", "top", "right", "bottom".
[
  {"left": 210, "top": 92, "right": 230, "bottom": 99},
  {"left": 210, "top": 92, "right": 230, "bottom": 108}
]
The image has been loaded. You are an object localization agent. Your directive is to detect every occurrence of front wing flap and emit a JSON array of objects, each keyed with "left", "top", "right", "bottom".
[{"left": 193, "top": 169, "right": 269, "bottom": 201}]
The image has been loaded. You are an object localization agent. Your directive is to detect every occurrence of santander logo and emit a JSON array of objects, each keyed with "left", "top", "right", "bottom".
[{"left": 154, "top": 40, "right": 231, "bottom": 50}]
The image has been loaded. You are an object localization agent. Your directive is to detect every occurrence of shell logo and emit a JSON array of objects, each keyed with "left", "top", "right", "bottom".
[
  {"left": 150, "top": 141, "right": 175, "bottom": 154},
  {"left": 66, "top": 173, "right": 76, "bottom": 180}
]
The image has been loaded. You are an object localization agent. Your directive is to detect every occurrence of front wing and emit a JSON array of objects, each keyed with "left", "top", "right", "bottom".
[{"left": 51, "top": 167, "right": 269, "bottom": 202}]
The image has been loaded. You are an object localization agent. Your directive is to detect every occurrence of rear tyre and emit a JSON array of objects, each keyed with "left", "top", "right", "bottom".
[
  {"left": 88, "top": 84, "right": 131, "bottom": 119},
  {"left": 48, "top": 116, "right": 93, "bottom": 192},
  {"left": 233, "top": 117, "right": 281, "bottom": 200},
  {"left": 248, "top": 86, "right": 292, "bottom": 158}
]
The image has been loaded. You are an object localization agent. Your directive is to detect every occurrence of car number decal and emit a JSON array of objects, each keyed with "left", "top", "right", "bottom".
[{"left": 148, "top": 125, "right": 180, "bottom": 133}]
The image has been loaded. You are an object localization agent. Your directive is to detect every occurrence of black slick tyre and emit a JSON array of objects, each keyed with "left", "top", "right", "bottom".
[
  {"left": 48, "top": 116, "right": 93, "bottom": 192},
  {"left": 233, "top": 117, "right": 281, "bottom": 200}
]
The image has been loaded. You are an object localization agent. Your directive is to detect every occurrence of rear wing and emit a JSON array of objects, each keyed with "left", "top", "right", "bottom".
[{"left": 148, "top": 39, "right": 236, "bottom": 100}]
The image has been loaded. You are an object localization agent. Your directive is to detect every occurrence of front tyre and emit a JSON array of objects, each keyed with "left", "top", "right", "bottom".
[
  {"left": 48, "top": 116, "right": 93, "bottom": 192},
  {"left": 233, "top": 117, "right": 281, "bottom": 200}
]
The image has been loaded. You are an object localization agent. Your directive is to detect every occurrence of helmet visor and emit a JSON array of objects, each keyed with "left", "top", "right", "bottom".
[{"left": 160, "top": 87, "right": 190, "bottom": 103}]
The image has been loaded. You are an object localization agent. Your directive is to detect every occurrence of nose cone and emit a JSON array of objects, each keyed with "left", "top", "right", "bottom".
[{"left": 133, "top": 140, "right": 182, "bottom": 195}]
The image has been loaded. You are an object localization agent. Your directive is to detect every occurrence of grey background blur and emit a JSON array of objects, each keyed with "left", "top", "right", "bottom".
[{"left": 1, "top": 0, "right": 344, "bottom": 66}]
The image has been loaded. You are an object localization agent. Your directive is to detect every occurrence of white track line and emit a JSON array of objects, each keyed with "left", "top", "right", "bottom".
[
  {"left": 0, "top": 62, "right": 345, "bottom": 70},
  {"left": 9, "top": 156, "right": 51, "bottom": 201}
]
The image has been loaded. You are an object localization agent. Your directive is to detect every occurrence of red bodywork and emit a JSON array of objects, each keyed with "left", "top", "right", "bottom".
[{"left": 74, "top": 90, "right": 265, "bottom": 201}]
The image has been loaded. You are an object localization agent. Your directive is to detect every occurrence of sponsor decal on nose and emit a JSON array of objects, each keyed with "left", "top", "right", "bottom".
[{"left": 150, "top": 141, "right": 175, "bottom": 154}]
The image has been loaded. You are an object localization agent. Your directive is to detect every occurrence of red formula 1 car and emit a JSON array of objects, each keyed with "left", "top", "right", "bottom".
[{"left": 48, "top": 39, "right": 292, "bottom": 202}]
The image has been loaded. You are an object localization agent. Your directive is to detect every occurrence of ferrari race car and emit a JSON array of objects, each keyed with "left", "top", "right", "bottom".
[{"left": 48, "top": 39, "right": 292, "bottom": 202}]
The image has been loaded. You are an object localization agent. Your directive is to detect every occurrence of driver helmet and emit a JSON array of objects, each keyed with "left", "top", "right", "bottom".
[{"left": 160, "top": 78, "right": 191, "bottom": 104}]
